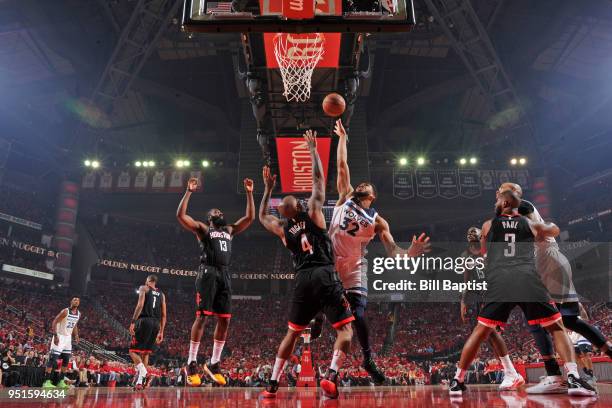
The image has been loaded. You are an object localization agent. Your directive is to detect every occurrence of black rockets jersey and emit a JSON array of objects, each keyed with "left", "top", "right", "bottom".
[
  {"left": 486, "top": 213, "right": 535, "bottom": 272},
  {"left": 199, "top": 226, "right": 232, "bottom": 268},
  {"left": 140, "top": 287, "right": 162, "bottom": 319},
  {"left": 283, "top": 211, "right": 334, "bottom": 272}
]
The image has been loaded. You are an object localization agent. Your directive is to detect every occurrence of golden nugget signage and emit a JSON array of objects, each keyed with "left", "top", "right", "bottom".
[
  {"left": 0, "top": 236, "right": 59, "bottom": 258},
  {"left": 98, "top": 259, "right": 198, "bottom": 277}
]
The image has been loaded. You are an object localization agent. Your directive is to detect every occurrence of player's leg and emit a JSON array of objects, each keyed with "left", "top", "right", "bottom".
[
  {"left": 450, "top": 302, "right": 511, "bottom": 395},
  {"left": 525, "top": 324, "right": 566, "bottom": 394},
  {"left": 487, "top": 330, "right": 524, "bottom": 390},
  {"left": 56, "top": 352, "right": 72, "bottom": 389},
  {"left": 42, "top": 351, "right": 60, "bottom": 388},
  {"left": 345, "top": 291, "right": 385, "bottom": 384},
  {"left": 129, "top": 318, "right": 152, "bottom": 389},
  {"left": 187, "top": 268, "right": 216, "bottom": 385},
  {"left": 203, "top": 273, "right": 232, "bottom": 386},
  {"left": 560, "top": 302, "right": 612, "bottom": 358},
  {"left": 524, "top": 303, "right": 596, "bottom": 396}
]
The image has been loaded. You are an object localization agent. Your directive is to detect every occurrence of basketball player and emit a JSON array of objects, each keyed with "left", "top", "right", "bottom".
[
  {"left": 177, "top": 176, "right": 255, "bottom": 386},
  {"left": 326, "top": 119, "right": 429, "bottom": 384},
  {"left": 569, "top": 330, "right": 596, "bottom": 385},
  {"left": 258, "top": 130, "right": 355, "bottom": 399},
  {"left": 42, "top": 297, "right": 80, "bottom": 389},
  {"left": 449, "top": 190, "right": 596, "bottom": 396},
  {"left": 128, "top": 275, "right": 166, "bottom": 390},
  {"left": 459, "top": 226, "right": 524, "bottom": 390},
  {"left": 497, "top": 182, "right": 612, "bottom": 394}
]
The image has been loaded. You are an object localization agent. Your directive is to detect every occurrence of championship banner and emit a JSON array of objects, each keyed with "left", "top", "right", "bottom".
[
  {"left": 151, "top": 171, "right": 166, "bottom": 190},
  {"left": 415, "top": 170, "right": 438, "bottom": 199},
  {"left": 496, "top": 170, "right": 512, "bottom": 186},
  {"left": 99, "top": 172, "right": 113, "bottom": 190},
  {"left": 263, "top": 33, "right": 341, "bottom": 69},
  {"left": 393, "top": 168, "right": 415, "bottom": 200},
  {"left": 117, "top": 171, "right": 131, "bottom": 190},
  {"left": 436, "top": 170, "right": 459, "bottom": 199},
  {"left": 276, "top": 137, "right": 331, "bottom": 193},
  {"left": 134, "top": 171, "right": 148, "bottom": 190},
  {"left": 168, "top": 170, "right": 184, "bottom": 192},
  {"left": 82, "top": 172, "right": 96, "bottom": 189},
  {"left": 479, "top": 170, "right": 495, "bottom": 190},
  {"left": 513, "top": 169, "right": 530, "bottom": 190},
  {"left": 458, "top": 169, "right": 481, "bottom": 199}
]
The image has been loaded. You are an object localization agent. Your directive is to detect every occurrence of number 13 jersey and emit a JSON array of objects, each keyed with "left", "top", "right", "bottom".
[
  {"left": 329, "top": 199, "right": 377, "bottom": 292},
  {"left": 283, "top": 211, "right": 334, "bottom": 272}
]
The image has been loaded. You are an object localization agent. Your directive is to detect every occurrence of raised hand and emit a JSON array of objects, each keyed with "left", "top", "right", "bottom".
[
  {"left": 407, "top": 232, "right": 431, "bottom": 257},
  {"left": 303, "top": 129, "right": 317, "bottom": 149},
  {"left": 262, "top": 166, "right": 277, "bottom": 190},
  {"left": 187, "top": 177, "right": 199, "bottom": 192},
  {"left": 333, "top": 119, "right": 347, "bottom": 138},
  {"left": 243, "top": 178, "right": 254, "bottom": 193}
]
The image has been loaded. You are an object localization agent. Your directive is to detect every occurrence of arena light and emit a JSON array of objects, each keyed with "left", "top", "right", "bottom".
[
  {"left": 84, "top": 160, "right": 91, "bottom": 167},
  {"left": 135, "top": 161, "right": 142, "bottom": 167},
  {"left": 416, "top": 156, "right": 426, "bottom": 166},
  {"left": 519, "top": 157, "right": 527, "bottom": 165},
  {"left": 510, "top": 158, "right": 518, "bottom": 166},
  {"left": 458, "top": 158, "right": 467, "bottom": 166},
  {"left": 202, "top": 160, "right": 210, "bottom": 168},
  {"left": 91, "top": 160, "right": 100, "bottom": 169},
  {"left": 148, "top": 161, "right": 155, "bottom": 167},
  {"left": 398, "top": 157, "right": 408, "bottom": 166},
  {"left": 176, "top": 160, "right": 184, "bottom": 168},
  {"left": 142, "top": 161, "right": 149, "bottom": 168},
  {"left": 183, "top": 160, "right": 191, "bottom": 167},
  {"left": 469, "top": 157, "right": 478, "bottom": 165}
]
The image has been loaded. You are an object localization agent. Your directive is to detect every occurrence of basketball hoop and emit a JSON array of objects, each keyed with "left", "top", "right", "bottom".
[{"left": 273, "top": 33, "right": 325, "bottom": 103}]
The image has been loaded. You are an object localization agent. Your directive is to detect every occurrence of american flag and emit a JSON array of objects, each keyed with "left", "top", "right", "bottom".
[{"left": 206, "top": 1, "right": 233, "bottom": 13}]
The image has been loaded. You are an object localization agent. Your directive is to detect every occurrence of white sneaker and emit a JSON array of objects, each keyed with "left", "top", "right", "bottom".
[
  {"left": 526, "top": 375, "right": 567, "bottom": 394},
  {"left": 499, "top": 372, "right": 525, "bottom": 391}
]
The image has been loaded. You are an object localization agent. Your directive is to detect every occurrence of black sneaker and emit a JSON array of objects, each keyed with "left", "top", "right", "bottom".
[
  {"left": 362, "top": 358, "right": 386, "bottom": 385},
  {"left": 261, "top": 379, "right": 279, "bottom": 398},
  {"left": 567, "top": 374, "right": 597, "bottom": 396},
  {"left": 320, "top": 369, "right": 340, "bottom": 399},
  {"left": 186, "top": 361, "right": 201, "bottom": 386},
  {"left": 449, "top": 379, "right": 466, "bottom": 395}
]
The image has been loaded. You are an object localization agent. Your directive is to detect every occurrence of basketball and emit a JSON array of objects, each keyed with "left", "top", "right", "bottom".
[{"left": 322, "top": 93, "right": 346, "bottom": 117}]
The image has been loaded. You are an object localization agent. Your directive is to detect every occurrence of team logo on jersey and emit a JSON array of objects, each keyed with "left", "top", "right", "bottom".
[{"left": 209, "top": 230, "right": 231, "bottom": 240}]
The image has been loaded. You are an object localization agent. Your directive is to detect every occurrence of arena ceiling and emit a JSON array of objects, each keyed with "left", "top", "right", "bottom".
[{"left": 1, "top": 0, "right": 612, "bottom": 179}]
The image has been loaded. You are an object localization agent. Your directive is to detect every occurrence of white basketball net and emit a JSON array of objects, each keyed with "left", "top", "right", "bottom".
[{"left": 273, "top": 33, "right": 325, "bottom": 103}]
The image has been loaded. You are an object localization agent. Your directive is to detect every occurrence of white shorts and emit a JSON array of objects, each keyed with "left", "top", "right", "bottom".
[
  {"left": 49, "top": 334, "right": 72, "bottom": 355},
  {"left": 536, "top": 246, "right": 578, "bottom": 303},
  {"left": 335, "top": 257, "right": 368, "bottom": 293}
]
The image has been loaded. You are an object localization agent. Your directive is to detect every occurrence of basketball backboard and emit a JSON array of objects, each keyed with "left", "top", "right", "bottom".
[{"left": 182, "top": 0, "right": 415, "bottom": 33}]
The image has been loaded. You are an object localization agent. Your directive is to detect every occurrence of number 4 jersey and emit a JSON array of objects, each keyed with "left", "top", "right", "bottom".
[
  {"left": 283, "top": 211, "right": 334, "bottom": 272},
  {"left": 329, "top": 199, "right": 378, "bottom": 292}
]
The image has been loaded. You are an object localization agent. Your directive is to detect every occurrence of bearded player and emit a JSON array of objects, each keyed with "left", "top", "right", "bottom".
[
  {"left": 177, "top": 176, "right": 255, "bottom": 386},
  {"left": 499, "top": 182, "right": 612, "bottom": 394},
  {"left": 325, "top": 119, "right": 429, "bottom": 384},
  {"left": 259, "top": 130, "right": 354, "bottom": 399},
  {"left": 459, "top": 226, "right": 524, "bottom": 390}
]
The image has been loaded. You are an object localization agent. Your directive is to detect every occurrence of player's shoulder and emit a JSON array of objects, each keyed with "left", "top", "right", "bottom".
[{"left": 518, "top": 199, "right": 535, "bottom": 215}]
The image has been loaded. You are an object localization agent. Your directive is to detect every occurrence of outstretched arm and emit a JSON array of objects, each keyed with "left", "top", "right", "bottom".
[
  {"left": 229, "top": 178, "right": 255, "bottom": 236},
  {"left": 334, "top": 119, "right": 353, "bottom": 206},
  {"left": 259, "top": 166, "right": 284, "bottom": 239},
  {"left": 176, "top": 178, "right": 208, "bottom": 236},
  {"left": 304, "top": 130, "right": 326, "bottom": 229},
  {"left": 528, "top": 219, "right": 560, "bottom": 239},
  {"left": 375, "top": 215, "right": 430, "bottom": 258}
]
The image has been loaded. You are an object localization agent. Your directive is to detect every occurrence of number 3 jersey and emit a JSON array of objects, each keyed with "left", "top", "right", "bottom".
[
  {"left": 200, "top": 226, "right": 232, "bottom": 270},
  {"left": 329, "top": 199, "right": 378, "bottom": 292},
  {"left": 283, "top": 211, "right": 334, "bottom": 272}
]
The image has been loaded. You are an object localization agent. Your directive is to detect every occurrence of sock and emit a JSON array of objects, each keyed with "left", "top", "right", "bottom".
[
  {"left": 330, "top": 349, "right": 345, "bottom": 372},
  {"left": 211, "top": 339, "right": 225, "bottom": 365},
  {"left": 564, "top": 362, "right": 579, "bottom": 378},
  {"left": 188, "top": 341, "right": 200, "bottom": 364},
  {"left": 271, "top": 357, "right": 287, "bottom": 382},
  {"left": 136, "top": 363, "right": 147, "bottom": 384},
  {"left": 499, "top": 355, "right": 517, "bottom": 376},
  {"left": 544, "top": 358, "right": 562, "bottom": 377},
  {"left": 454, "top": 368, "right": 466, "bottom": 382}
]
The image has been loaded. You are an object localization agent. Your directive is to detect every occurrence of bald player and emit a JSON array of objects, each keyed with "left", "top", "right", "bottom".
[{"left": 497, "top": 182, "right": 612, "bottom": 394}]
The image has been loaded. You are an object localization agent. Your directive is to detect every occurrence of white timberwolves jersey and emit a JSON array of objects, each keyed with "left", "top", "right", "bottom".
[
  {"left": 56, "top": 308, "right": 80, "bottom": 336},
  {"left": 329, "top": 199, "right": 377, "bottom": 291}
]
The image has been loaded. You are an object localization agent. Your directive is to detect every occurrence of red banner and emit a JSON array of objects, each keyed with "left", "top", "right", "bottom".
[
  {"left": 282, "top": 0, "right": 314, "bottom": 19},
  {"left": 264, "top": 33, "right": 341, "bottom": 69},
  {"left": 276, "top": 137, "right": 331, "bottom": 193}
]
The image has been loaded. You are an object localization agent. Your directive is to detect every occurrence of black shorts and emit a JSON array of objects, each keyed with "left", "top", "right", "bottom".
[
  {"left": 129, "top": 317, "right": 160, "bottom": 354},
  {"left": 195, "top": 265, "right": 232, "bottom": 318},
  {"left": 288, "top": 264, "right": 354, "bottom": 331},
  {"left": 575, "top": 344, "right": 593, "bottom": 355},
  {"left": 478, "top": 302, "right": 561, "bottom": 328},
  {"left": 557, "top": 301, "right": 580, "bottom": 317},
  {"left": 345, "top": 291, "right": 367, "bottom": 317}
]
